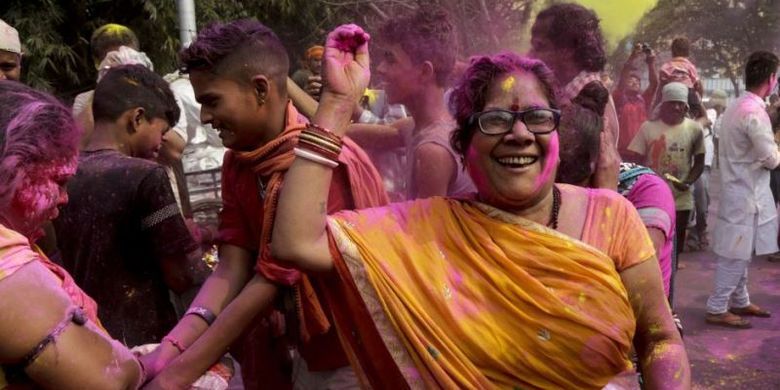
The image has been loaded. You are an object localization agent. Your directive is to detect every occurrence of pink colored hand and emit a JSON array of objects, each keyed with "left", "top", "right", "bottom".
[{"left": 321, "top": 24, "right": 371, "bottom": 104}]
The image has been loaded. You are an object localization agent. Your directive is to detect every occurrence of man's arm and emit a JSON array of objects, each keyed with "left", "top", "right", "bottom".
[
  {"left": 745, "top": 112, "right": 780, "bottom": 169},
  {"left": 643, "top": 50, "right": 658, "bottom": 106},
  {"left": 683, "top": 153, "right": 705, "bottom": 187},
  {"left": 346, "top": 122, "right": 405, "bottom": 149},
  {"left": 288, "top": 77, "right": 318, "bottom": 119},
  {"left": 143, "top": 244, "right": 261, "bottom": 388},
  {"left": 412, "top": 144, "right": 456, "bottom": 198}
]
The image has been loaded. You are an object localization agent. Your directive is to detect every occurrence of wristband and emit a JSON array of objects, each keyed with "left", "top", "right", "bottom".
[{"left": 185, "top": 306, "right": 217, "bottom": 326}]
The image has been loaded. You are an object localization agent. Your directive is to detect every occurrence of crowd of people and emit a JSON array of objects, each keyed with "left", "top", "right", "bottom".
[{"left": 0, "top": 2, "right": 778, "bottom": 389}]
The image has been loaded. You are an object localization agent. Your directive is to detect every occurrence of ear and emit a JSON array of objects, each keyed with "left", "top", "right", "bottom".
[
  {"left": 251, "top": 75, "right": 270, "bottom": 105},
  {"left": 127, "top": 107, "right": 146, "bottom": 134},
  {"left": 420, "top": 61, "right": 436, "bottom": 84}
]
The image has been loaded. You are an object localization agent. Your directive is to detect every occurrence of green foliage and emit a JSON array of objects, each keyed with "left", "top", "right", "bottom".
[
  {"left": 611, "top": 0, "right": 780, "bottom": 95},
  {"left": 1, "top": 0, "right": 535, "bottom": 99}
]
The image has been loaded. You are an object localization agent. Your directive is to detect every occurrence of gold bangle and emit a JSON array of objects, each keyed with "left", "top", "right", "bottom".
[{"left": 299, "top": 132, "right": 342, "bottom": 153}]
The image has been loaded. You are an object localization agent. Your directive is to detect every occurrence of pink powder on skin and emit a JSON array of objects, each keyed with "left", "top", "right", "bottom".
[
  {"left": 326, "top": 24, "right": 370, "bottom": 60},
  {"left": 9, "top": 161, "right": 76, "bottom": 240},
  {"left": 534, "top": 132, "right": 559, "bottom": 191}
]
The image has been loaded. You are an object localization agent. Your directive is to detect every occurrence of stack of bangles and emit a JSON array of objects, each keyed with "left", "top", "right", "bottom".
[{"left": 295, "top": 124, "right": 342, "bottom": 168}]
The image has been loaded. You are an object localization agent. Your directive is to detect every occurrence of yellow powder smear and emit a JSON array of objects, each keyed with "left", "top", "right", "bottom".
[
  {"left": 501, "top": 75, "right": 516, "bottom": 92},
  {"left": 99, "top": 23, "right": 132, "bottom": 36}
]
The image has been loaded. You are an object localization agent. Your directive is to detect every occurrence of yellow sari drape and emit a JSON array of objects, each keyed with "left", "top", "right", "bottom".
[{"left": 328, "top": 197, "right": 635, "bottom": 389}]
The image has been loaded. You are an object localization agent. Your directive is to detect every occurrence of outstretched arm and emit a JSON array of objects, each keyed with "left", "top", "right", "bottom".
[{"left": 271, "top": 25, "right": 372, "bottom": 271}]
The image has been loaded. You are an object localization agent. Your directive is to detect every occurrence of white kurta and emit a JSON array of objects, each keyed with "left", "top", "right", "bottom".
[{"left": 712, "top": 92, "right": 780, "bottom": 260}]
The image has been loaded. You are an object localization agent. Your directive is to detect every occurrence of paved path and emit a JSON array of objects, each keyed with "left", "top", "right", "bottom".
[{"left": 675, "top": 167, "right": 780, "bottom": 389}]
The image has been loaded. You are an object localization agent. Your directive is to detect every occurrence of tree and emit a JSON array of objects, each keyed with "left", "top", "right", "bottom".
[
  {"left": 611, "top": 0, "right": 780, "bottom": 96},
  {"left": 1, "top": 0, "right": 348, "bottom": 98},
  {"left": 1, "top": 0, "right": 537, "bottom": 99}
]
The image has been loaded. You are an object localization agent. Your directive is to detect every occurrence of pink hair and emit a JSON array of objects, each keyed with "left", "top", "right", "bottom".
[{"left": 0, "top": 81, "right": 82, "bottom": 207}]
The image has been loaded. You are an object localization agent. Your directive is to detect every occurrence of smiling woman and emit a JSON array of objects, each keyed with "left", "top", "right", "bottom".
[{"left": 271, "top": 26, "right": 691, "bottom": 390}]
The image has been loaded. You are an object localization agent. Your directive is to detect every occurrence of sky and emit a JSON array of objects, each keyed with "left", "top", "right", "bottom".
[{"left": 573, "top": 0, "right": 659, "bottom": 51}]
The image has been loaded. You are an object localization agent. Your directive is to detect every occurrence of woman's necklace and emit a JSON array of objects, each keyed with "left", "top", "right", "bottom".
[{"left": 547, "top": 185, "right": 561, "bottom": 230}]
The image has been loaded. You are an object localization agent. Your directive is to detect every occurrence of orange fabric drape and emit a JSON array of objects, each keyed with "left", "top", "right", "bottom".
[
  {"left": 233, "top": 101, "right": 388, "bottom": 341},
  {"left": 327, "top": 197, "right": 636, "bottom": 390}
]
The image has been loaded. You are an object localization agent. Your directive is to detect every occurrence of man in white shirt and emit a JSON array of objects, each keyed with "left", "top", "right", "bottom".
[{"left": 706, "top": 51, "right": 779, "bottom": 328}]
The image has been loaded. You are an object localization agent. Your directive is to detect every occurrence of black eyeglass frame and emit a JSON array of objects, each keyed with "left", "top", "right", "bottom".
[{"left": 468, "top": 108, "right": 562, "bottom": 135}]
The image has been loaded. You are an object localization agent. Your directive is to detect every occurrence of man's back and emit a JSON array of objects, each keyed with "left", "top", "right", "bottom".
[{"left": 54, "top": 149, "right": 197, "bottom": 346}]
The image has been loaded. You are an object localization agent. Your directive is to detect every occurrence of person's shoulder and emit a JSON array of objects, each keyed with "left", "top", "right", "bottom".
[
  {"left": 578, "top": 185, "right": 635, "bottom": 211},
  {"left": 684, "top": 117, "right": 704, "bottom": 131},
  {"left": 629, "top": 173, "right": 675, "bottom": 207}
]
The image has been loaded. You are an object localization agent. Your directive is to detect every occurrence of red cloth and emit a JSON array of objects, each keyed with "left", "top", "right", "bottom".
[
  {"left": 217, "top": 102, "right": 389, "bottom": 385},
  {"left": 615, "top": 91, "right": 648, "bottom": 156}
]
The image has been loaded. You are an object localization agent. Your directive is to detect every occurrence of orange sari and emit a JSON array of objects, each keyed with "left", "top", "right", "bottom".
[{"left": 324, "top": 197, "right": 637, "bottom": 389}]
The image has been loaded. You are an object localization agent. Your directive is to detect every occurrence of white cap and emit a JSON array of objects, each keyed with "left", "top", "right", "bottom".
[{"left": 0, "top": 19, "right": 21, "bottom": 55}]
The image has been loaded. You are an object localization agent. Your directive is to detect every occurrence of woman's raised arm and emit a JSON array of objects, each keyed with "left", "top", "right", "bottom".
[{"left": 271, "top": 24, "right": 372, "bottom": 271}]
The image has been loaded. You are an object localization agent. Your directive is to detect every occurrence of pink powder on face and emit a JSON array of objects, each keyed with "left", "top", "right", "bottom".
[
  {"left": 10, "top": 161, "right": 76, "bottom": 239},
  {"left": 534, "top": 132, "right": 559, "bottom": 191}
]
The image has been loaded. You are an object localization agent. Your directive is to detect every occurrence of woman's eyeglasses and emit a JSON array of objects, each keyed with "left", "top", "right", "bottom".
[{"left": 468, "top": 108, "right": 561, "bottom": 135}]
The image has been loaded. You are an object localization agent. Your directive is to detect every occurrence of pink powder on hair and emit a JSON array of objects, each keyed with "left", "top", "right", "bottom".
[{"left": 535, "top": 132, "right": 559, "bottom": 191}]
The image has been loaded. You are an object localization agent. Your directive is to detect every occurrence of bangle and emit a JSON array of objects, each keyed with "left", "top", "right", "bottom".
[
  {"left": 185, "top": 306, "right": 217, "bottom": 326},
  {"left": 162, "top": 335, "right": 187, "bottom": 353},
  {"left": 297, "top": 141, "right": 341, "bottom": 162},
  {"left": 306, "top": 123, "right": 343, "bottom": 145},
  {"left": 299, "top": 132, "right": 342, "bottom": 153},
  {"left": 294, "top": 147, "right": 339, "bottom": 168}
]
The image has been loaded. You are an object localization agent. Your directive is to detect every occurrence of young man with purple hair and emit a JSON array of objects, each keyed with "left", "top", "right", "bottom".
[{"left": 142, "top": 19, "right": 387, "bottom": 390}]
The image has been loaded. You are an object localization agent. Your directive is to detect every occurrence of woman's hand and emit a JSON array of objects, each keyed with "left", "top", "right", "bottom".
[
  {"left": 315, "top": 24, "right": 371, "bottom": 135},
  {"left": 321, "top": 24, "right": 370, "bottom": 102}
]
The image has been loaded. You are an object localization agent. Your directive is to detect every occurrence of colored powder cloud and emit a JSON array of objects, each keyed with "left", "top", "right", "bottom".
[{"left": 573, "top": 0, "right": 658, "bottom": 51}]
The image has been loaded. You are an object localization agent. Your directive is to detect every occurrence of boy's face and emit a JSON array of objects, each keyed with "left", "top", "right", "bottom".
[
  {"left": 375, "top": 44, "right": 423, "bottom": 105},
  {"left": 0, "top": 50, "right": 21, "bottom": 81},
  {"left": 191, "top": 70, "right": 267, "bottom": 151},
  {"left": 130, "top": 116, "right": 169, "bottom": 160}
]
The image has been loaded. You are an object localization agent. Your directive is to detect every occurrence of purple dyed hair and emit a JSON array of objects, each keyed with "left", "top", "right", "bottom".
[
  {"left": 0, "top": 81, "right": 82, "bottom": 208},
  {"left": 179, "top": 19, "right": 289, "bottom": 90},
  {"left": 379, "top": 4, "right": 457, "bottom": 87},
  {"left": 449, "top": 52, "right": 560, "bottom": 156}
]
